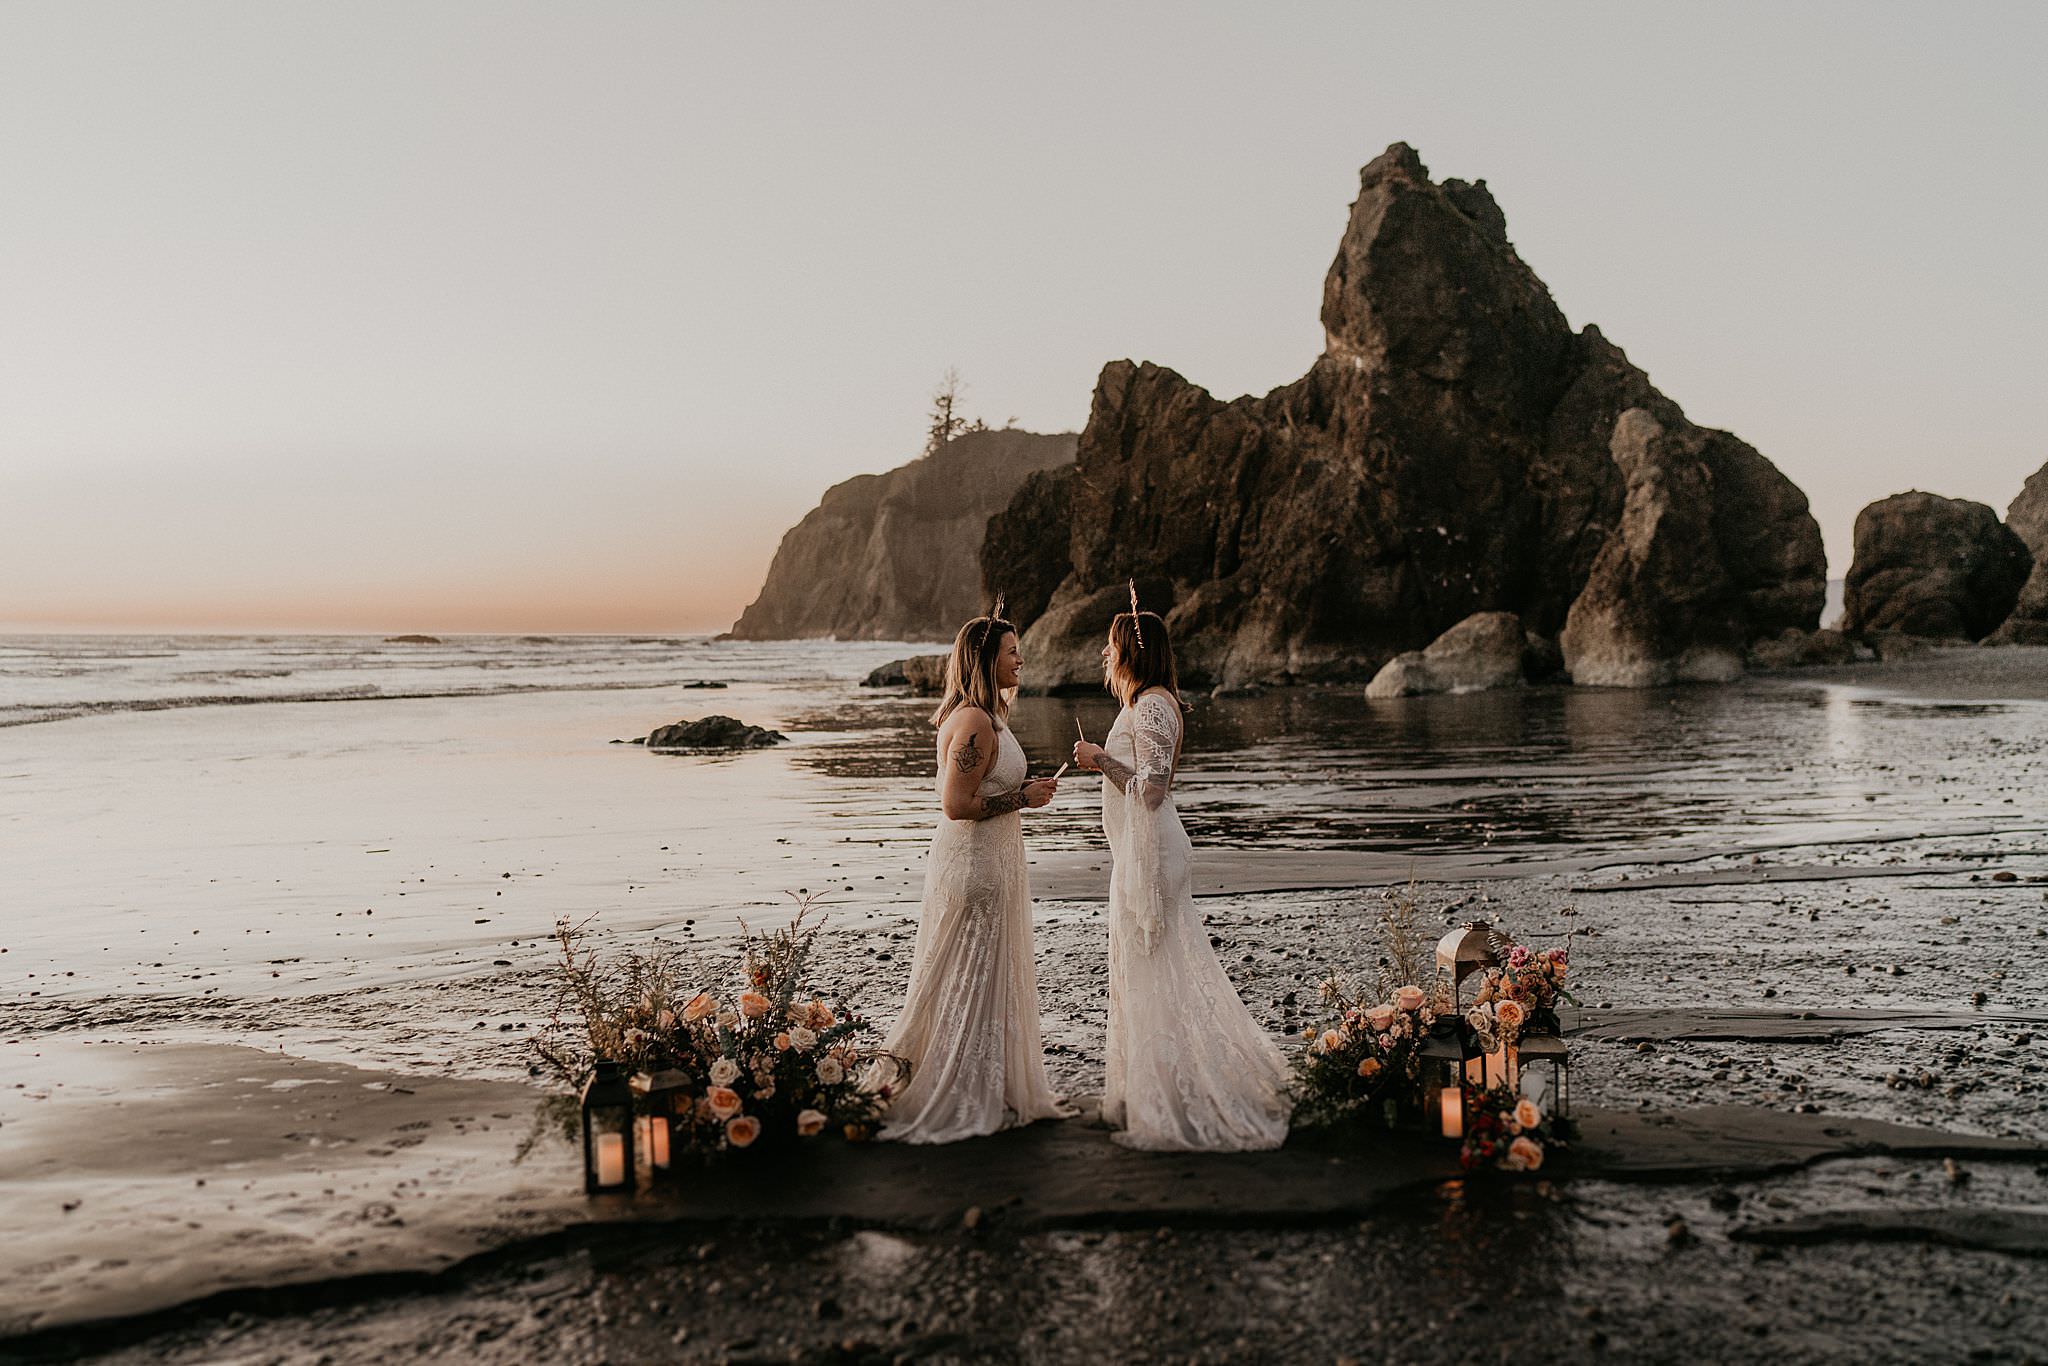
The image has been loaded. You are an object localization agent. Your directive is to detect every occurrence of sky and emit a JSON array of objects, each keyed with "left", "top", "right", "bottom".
[{"left": 2, "top": 2, "right": 2044, "bottom": 634}]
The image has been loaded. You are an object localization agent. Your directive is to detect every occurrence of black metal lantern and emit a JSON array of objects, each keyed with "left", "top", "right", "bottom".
[
  {"left": 1418, "top": 1021, "right": 1482, "bottom": 1141},
  {"left": 630, "top": 1068, "right": 689, "bottom": 1182},
  {"left": 1515, "top": 1031, "right": 1571, "bottom": 1123},
  {"left": 581, "top": 1059, "right": 636, "bottom": 1195},
  {"left": 1435, "top": 921, "right": 1500, "bottom": 1015}
]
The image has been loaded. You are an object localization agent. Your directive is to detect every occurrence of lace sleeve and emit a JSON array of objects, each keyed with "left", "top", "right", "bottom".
[{"left": 1128, "top": 693, "right": 1180, "bottom": 812}]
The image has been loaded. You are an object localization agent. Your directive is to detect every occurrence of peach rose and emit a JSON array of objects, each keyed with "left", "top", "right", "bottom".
[
  {"left": 1357, "top": 1057, "right": 1382, "bottom": 1079},
  {"left": 1318, "top": 1029, "right": 1343, "bottom": 1054},
  {"left": 739, "top": 991, "right": 771, "bottom": 1019},
  {"left": 773, "top": 1032, "right": 792, "bottom": 1051},
  {"left": 806, "top": 1001, "right": 837, "bottom": 1029},
  {"left": 797, "top": 1108, "right": 827, "bottom": 1137},
  {"left": 1394, "top": 985, "right": 1426, "bottom": 1012},
  {"left": 706, "top": 1085, "right": 742, "bottom": 1120},
  {"left": 725, "top": 1115, "right": 761, "bottom": 1148},
  {"left": 1494, "top": 999, "right": 1526, "bottom": 1031},
  {"left": 1514, "top": 1098, "right": 1543, "bottom": 1133},
  {"left": 716, "top": 1008, "right": 740, "bottom": 1028},
  {"left": 1506, "top": 1136, "right": 1543, "bottom": 1171},
  {"left": 1364, "top": 1005, "right": 1396, "bottom": 1031},
  {"left": 682, "top": 991, "right": 717, "bottom": 1022}
]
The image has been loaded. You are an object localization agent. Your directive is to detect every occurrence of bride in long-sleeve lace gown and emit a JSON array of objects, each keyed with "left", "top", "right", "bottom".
[
  {"left": 1074, "top": 607, "right": 1291, "bottom": 1151},
  {"left": 877, "top": 611, "right": 1071, "bottom": 1144}
]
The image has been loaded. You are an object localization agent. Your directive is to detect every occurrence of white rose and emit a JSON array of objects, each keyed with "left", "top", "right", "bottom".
[
  {"left": 709, "top": 1056, "right": 740, "bottom": 1087},
  {"left": 816, "top": 1056, "right": 845, "bottom": 1085},
  {"left": 788, "top": 1025, "right": 818, "bottom": 1051}
]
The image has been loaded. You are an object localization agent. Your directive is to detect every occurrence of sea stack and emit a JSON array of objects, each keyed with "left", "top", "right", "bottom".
[
  {"left": 729, "top": 428, "right": 1076, "bottom": 642},
  {"left": 986, "top": 143, "right": 1827, "bottom": 691}
]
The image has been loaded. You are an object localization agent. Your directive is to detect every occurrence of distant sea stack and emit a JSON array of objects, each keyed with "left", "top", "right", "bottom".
[
  {"left": 986, "top": 143, "right": 1827, "bottom": 691},
  {"left": 1989, "top": 460, "right": 2048, "bottom": 645},
  {"left": 730, "top": 428, "right": 1077, "bottom": 641},
  {"left": 1840, "top": 491, "right": 2031, "bottom": 642}
]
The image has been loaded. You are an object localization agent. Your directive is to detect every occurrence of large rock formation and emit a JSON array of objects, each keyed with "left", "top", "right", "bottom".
[
  {"left": 989, "top": 144, "right": 1826, "bottom": 691},
  {"left": 1839, "top": 491, "right": 2031, "bottom": 641},
  {"left": 1365, "top": 611, "right": 1532, "bottom": 698},
  {"left": 1989, "top": 461, "right": 2048, "bottom": 645},
  {"left": 730, "top": 428, "right": 1076, "bottom": 641}
]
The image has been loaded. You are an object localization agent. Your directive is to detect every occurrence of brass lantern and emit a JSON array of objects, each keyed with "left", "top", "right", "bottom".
[
  {"left": 630, "top": 1068, "right": 690, "bottom": 1182},
  {"left": 581, "top": 1060, "right": 636, "bottom": 1195},
  {"left": 1436, "top": 921, "right": 1501, "bottom": 1014}
]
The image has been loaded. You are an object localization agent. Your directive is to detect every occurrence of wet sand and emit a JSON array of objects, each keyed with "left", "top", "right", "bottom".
[{"left": 5, "top": 645, "right": 2048, "bottom": 1362}]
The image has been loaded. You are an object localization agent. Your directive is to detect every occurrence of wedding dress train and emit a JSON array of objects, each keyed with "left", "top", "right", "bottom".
[
  {"left": 879, "top": 720, "right": 1068, "bottom": 1144},
  {"left": 1102, "top": 692, "right": 1291, "bottom": 1150}
]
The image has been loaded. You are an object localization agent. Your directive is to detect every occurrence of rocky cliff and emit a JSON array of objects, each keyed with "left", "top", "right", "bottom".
[
  {"left": 1989, "top": 460, "right": 2048, "bottom": 645},
  {"left": 729, "top": 428, "right": 1077, "bottom": 641},
  {"left": 988, "top": 144, "right": 1827, "bottom": 690}
]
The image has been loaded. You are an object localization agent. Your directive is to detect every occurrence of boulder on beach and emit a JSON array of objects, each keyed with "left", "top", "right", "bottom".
[
  {"left": 728, "top": 428, "right": 1077, "bottom": 642},
  {"left": 1840, "top": 491, "right": 2031, "bottom": 642},
  {"left": 384, "top": 634, "right": 441, "bottom": 644},
  {"left": 1365, "top": 611, "right": 1532, "bottom": 698},
  {"left": 862, "top": 654, "right": 949, "bottom": 694},
  {"left": 986, "top": 143, "right": 1825, "bottom": 692},
  {"left": 631, "top": 716, "right": 787, "bottom": 750},
  {"left": 1988, "top": 460, "right": 2048, "bottom": 645},
  {"left": 1745, "top": 627, "right": 1863, "bottom": 670}
]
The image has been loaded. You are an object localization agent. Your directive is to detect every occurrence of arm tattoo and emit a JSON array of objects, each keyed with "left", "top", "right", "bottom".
[
  {"left": 1095, "top": 754, "right": 1136, "bottom": 790},
  {"left": 952, "top": 733, "right": 982, "bottom": 774},
  {"left": 979, "top": 789, "right": 1028, "bottom": 818}
]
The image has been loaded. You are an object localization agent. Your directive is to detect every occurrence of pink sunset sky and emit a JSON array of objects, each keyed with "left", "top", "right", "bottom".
[{"left": 3, "top": 2, "right": 2043, "bottom": 634}]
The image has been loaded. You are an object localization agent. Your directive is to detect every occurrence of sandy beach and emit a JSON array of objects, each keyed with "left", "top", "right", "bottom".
[{"left": 5, "top": 638, "right": 2048, "bottom": 1362}]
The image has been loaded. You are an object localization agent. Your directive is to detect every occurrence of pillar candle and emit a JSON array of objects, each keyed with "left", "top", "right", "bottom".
[
  {"left": 650, "top": 1117, "right": 671, "bottom": 1169},
  {"left": 596, "top": 1132, "right": 626, "bottom": 1187},
  {"left": 1440, "top": 1087, "right": 1464, "bottom": 1140}
]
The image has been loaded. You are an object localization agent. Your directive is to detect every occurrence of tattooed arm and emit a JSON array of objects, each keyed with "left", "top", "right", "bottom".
[{"left": 939, "top": 709, "right": 1055, "bottom": 821}]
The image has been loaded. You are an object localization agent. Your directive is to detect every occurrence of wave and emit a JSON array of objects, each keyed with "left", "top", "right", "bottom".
[{"left": 0, "top": 676, "right": 718, "bottom": 729}]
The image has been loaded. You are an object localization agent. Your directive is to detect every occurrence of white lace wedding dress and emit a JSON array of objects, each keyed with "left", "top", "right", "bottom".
[
  {"left": 1102, "top": 691, "right": 1291, "bottom": 1150},
  {"left": 878, "top": 720, "right": 1069, "bottom": 1144}
]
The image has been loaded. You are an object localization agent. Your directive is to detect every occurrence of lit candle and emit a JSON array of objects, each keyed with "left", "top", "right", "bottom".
[
  {"left": 1484, "top": 1048, "right": 1504, "bottom": 1090},
  {"left": 1440, "top": 1087, "right": 1464, "bottom": 1140},
  {"left": 650, "top": 1117, "right": 671, "bottom": 1169},
  {"left": 596, "top": 1132, "right": 626, "bottom": 1187}
]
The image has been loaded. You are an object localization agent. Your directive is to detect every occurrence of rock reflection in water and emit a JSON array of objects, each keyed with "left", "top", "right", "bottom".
[{"left": 783, "top": 676, "right": 2046, "bottom": 864}]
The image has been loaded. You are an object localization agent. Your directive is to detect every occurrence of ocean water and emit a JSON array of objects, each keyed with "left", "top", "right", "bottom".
[{"left": 3, "top": 633, "right": 2044, "bottom": 1050}]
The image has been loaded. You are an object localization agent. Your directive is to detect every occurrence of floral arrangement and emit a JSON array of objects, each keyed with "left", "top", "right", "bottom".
[
  {"left": 1289, "top": 978, "right": 1444, "bottom": 1128},
  {"left": 1466, "top": 941, "right": 1574, "bottom": 1052},
  {"left": 533, "top": 899, "right": 906, "bottom": 1160},
  {"left": 1458, "top": 1085, "right": 1559, "bottom": 1172}
]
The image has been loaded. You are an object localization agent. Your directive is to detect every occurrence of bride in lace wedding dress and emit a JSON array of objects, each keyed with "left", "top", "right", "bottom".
[
  {"left": 877, "top": 611, "right": 1071, "bottom": 1144},
  {"left": 1073, "top": 604, "right": 1291, "bottom": 1151}
]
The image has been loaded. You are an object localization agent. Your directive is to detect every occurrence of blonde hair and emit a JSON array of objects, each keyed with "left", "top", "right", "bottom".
[
  {"left": 1106, "top": 610, "right": 1180, "bottom": 709},
  {"left": 931, "top": 613, "right": 1017, "bottom": 728}
]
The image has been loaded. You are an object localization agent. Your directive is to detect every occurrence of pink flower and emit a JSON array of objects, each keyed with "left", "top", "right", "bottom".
[
  {"left": 797, "top": 1109, "right": 827, "bottom": 1137},
  {"left": 682, "top": 992, "right": 717, "bottom": 1022},
  {"left": 725, "top": 1115, "right": 761, "bottom": 1148},
  {"left": 1365, "top": 1005, "right": 1396, "bottom": 1031},
  {"left": 1394, "top": 985, "right": 1425, "bottom": 1012},
  {"left": 739, "top": 991, "right": 771, "bottom": 1019},
  {"left": 1506, "top": 1136, "right": 1543, "bottom": 1171}
]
